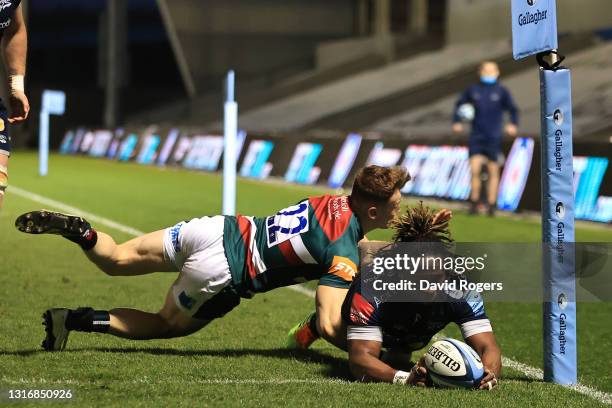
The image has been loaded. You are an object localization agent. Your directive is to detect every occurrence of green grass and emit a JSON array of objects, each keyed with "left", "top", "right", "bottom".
[{"left": 0, "top": 152, "right": 611, "bottom": 407}]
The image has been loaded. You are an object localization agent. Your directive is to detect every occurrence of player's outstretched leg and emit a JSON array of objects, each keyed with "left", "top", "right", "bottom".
[
  {"left": 15, "top": 210, "right": 174, "bottom": 276},
  {"left": 41, "top": 290, "right": 209, "bottom": 351}
]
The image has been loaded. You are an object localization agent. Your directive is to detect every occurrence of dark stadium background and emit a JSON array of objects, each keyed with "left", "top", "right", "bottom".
[
  {"left": 8, "top": 0, "right": 612, "bottom": 219},
  {"left": 21, "top": 0, "right": 178, "bottom": 144}
]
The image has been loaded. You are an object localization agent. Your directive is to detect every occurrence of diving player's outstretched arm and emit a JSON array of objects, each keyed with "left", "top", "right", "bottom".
[
  {"left": 1, "top": 4, "right": 29, "bottom": 123},
  {"left": 348, "top": 338, "right": 428, "bottom": 385},
  {"left": 465, "top": 331, "right": 502, "bottom": 390}
]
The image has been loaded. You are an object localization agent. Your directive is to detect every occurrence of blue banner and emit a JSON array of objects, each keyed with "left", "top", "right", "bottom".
[
  {"left": 328, "top": 133, "right": 362, "bottom": 188},
  {"left": 285, "top": 143, "right": 323, "bottom": 185},
  {"left": 136, "top": 135, "right": 161, "bottom": 165},
  {"left": 240, "top": 140, "right": 275, "bottom": 179},
  {"left": 574, "top": 157, "right": 609, "bottom": 220},
  {"left": 540, "top": 68, "right": 577, "bottom": 384},
  {"left": 118, "top": 134, "right": 139, "bottom": 162},
  {"left": 498, "top": 138, "right": 535, "bottom": 211},
  {"left": 511, "top": 0, "right": 558, "bottom": 60}
]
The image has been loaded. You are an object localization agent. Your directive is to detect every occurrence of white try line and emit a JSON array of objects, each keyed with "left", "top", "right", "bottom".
[
  {"left": 500, "top": 358, "right": 612, "bottom": 405},
  {"left": 7, "top": 186, "right": 612, "bottom": 405}
]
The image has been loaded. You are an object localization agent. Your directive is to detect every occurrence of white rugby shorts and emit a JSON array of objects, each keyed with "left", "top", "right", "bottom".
[{"left": 163, "top": 216, "right": 233, "bottom": 316}]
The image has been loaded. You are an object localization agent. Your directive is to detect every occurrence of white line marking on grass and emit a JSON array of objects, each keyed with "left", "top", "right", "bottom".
[
  {"left": 136, "top": 378, "right": 351, "bottom": 385},
  {"left": 501, "top": 358, "right": 612, "bottom": 405},
  {"left": 568, "top": 384, "right": 612, "bottom": 405},
  {"left": 9, "top": 186, "right": 612, "bottom": 405},
  {"left": 287, "top": 284, "right": 317, "bottom": 298},
  {"left": 501, "top": 356, "right": 544, "bottom": 381},
  {"left": 1, "top": 376, "right": 351, "bottom": 386},
  {"left": 10, "top": 186, "right": 145, "bottom": 237}
]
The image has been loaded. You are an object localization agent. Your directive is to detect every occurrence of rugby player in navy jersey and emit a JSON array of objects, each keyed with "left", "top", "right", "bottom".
[
  {"left": 342, "top": 204, "right": 501, "bottom": 389},
  {"left": 0, "top": 1, "right": 30, "bottom": 211}
]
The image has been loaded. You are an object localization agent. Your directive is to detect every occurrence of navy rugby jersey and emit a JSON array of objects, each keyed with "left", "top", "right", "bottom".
[
  {"left": 0, "top": 0, "right": 20, "bottom": 34},
  {"left": 342, "top": 278, "right": 492, "bottom": 351}
]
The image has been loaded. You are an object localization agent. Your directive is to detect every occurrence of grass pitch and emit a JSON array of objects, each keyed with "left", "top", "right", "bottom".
[{"left": 0, "top": 152, "right": 610, "bottom": 407}]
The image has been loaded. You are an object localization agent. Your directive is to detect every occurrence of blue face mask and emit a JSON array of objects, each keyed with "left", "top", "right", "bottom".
[{"left": 480, "top": 75, "right": 498, "bottom": 85}]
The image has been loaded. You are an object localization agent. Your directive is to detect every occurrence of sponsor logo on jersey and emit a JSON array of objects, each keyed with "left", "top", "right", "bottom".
[
  {"left": 0, "top": 19, "right": 10, "bottom": 29},
  {"left": 329, "top": 195, "right": 350, "bottom": 220},
  {"left": 0, "top": 1, "right": 11, "bottom": 12},
  {"left": 169, "top": 222, "right": 185, "bottom": 253},
  {"left": 0, "top": 134, "right": 6, "bottom": 144},
  {"left": 351, "top": 312, "right": 369, "bottom": 325},
  {"left": 0, "top": 118, "right": 5, "bottom": 132},
  {"left": 350, "top": 293, "right": 375, "bottom": 325},
  {"left": 311, "top": 195, "right": 354, "bottom": 241},
  {"left": 329, "top": 256, "right": 357, "bottom": 281}
]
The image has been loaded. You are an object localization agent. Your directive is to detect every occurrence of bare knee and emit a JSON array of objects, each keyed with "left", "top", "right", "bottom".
[
  {"left": 157, "top": 303, "right": 205, "bottom": 339},
  {"left": 150, "top": 312, "right": 186, "bottom": 338}
]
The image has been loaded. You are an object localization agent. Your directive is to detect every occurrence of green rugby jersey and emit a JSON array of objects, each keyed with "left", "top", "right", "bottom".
[{"left": 223, "top": 195, "right": 364, "bottom": 297}]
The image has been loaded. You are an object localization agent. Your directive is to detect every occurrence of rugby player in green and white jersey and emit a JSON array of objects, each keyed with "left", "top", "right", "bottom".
[{"left": 15, "top": 165, "right": 411, "bottom": 351}]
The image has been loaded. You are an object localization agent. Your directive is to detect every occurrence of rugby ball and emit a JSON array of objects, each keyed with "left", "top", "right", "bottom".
[{"left": 424, "top": 338, "right": 484, "bottom": 389}]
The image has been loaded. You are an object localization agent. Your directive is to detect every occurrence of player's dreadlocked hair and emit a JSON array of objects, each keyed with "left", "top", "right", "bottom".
[{"left": 391, "top": 201, "right": 452, "bottom": 245}]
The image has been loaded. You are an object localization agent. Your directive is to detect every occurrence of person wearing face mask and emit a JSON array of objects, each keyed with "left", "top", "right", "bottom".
[{"left": 452, "top": 61, "right": 519, "bottom": 216}]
